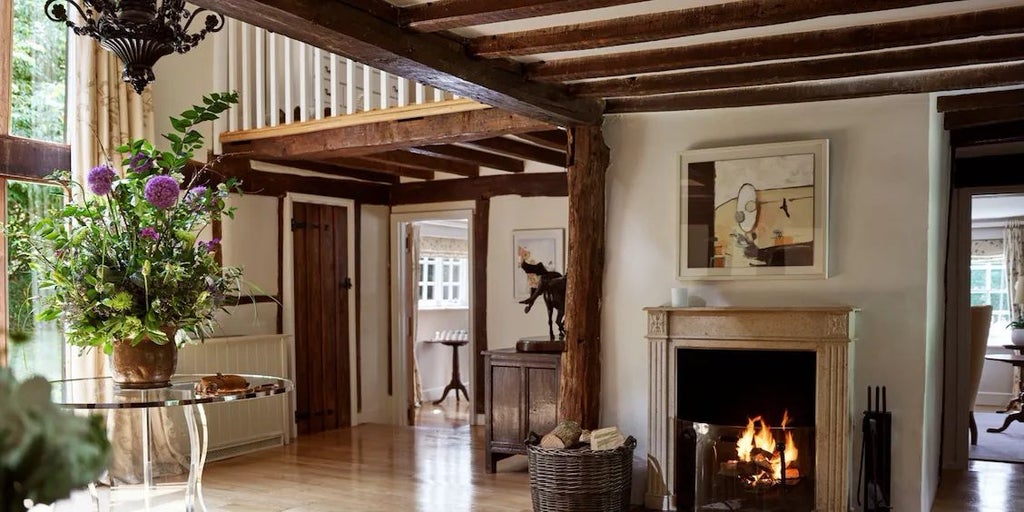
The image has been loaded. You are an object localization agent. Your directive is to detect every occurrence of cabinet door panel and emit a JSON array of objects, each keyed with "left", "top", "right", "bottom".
[
  {"left": 491, "top": 365, "right": 522, "bottom": 444},
  {"left": 527, "top": 367, "right": 559, "bottom": 437}
]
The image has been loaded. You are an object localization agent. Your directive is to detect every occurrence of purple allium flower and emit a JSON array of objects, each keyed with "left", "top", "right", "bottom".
[
  {"left": 144, "top": 175, "right": 180, "bottom": 209},
  {"left": 184, "top": 185, "right": 207, "bottom": 205},
  {"left": 198, "top": 238, "right": 221, "bottom": 253},
  {"left": 139, "top": 227, "right": 160, "bottom": 241},
  {"left": 87, "top": 164, "right": 117, "bottom": 195},
  {"left": 129, "top": 152, "right": 154, "bottom": 173}
]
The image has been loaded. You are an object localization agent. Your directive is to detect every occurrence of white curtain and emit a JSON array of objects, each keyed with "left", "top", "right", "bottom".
[
  {"left": 66, "top": 35, "right": 155, "bottom": 381},
  {"left": 1005, "top": 220, "right": 1024, "bottom": 319},
  {"left": 65, "top": 36, "right": 183, "bottom": 485}
]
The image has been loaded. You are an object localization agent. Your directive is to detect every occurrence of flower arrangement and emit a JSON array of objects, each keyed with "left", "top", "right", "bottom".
[
  {"left": 30, "top": 92, "right": 242, "bottom": 354},
  {"left": 0, "top": 368, "right": 110, "bottom": 512}
]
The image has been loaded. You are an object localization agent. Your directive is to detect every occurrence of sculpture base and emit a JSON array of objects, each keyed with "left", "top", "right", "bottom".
[{"left": 516, "top": 336, "right": 565, "bottom": 353}]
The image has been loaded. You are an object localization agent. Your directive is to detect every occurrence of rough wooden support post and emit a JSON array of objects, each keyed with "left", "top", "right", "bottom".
[
  {"left": 473, "top": 198, "right": 490, "bottom": 414},
  {"left": 559, "top": 124, "right": 609, "bottom": 429}
]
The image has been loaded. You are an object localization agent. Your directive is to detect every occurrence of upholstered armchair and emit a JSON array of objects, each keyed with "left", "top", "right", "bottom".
[{"left": 968, "top": 305, "right": 993, "bottom": 445}]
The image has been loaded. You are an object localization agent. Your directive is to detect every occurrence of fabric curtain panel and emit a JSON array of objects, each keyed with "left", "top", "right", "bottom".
[
  {"left": 1004, "top": 220, "right": 1024, "bottom": 318},
  {"left": 67, "top": 36, "right": 155, "bottom": 380}
]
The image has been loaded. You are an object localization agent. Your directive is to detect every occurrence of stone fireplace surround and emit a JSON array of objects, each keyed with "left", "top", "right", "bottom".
[{"left": 644, "top": 307, "right": 858, "bottom": 512}]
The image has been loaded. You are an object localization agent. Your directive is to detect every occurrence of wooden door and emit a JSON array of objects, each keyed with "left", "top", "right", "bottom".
[{"left": 293, "top": 202, "right": 351, "bottom": 435}]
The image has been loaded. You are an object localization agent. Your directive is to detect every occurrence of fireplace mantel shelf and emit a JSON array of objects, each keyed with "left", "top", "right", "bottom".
[{"left": 644, "top": 306, "right": 857, "bottom": 512}]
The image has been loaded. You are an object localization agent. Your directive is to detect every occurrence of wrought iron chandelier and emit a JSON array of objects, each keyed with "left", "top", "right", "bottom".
[{"left": 45, "top": 0, "right": 225, "bottom": 94}]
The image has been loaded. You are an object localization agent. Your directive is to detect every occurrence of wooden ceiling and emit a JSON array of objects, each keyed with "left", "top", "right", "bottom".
[{"left": 191, "top": 0, "right": 1024, "bottom": 127}]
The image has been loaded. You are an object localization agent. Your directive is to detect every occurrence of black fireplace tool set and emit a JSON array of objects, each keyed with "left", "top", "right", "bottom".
[{"left": 858, "top": 385, "right": 892, "bottom": 512}]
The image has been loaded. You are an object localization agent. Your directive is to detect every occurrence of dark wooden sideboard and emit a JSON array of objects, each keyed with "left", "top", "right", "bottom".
[{"left": 482, "top": 348, "right": 561, "bottom": 473}]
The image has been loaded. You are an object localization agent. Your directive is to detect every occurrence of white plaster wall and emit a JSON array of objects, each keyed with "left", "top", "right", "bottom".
[
  {"left": 487, "top": 196, "right": 569, "bottom": 348},
  {"left": 360, "top": 205, "right": 392, "bottom": 423},
  {"left": 151, "top": 30, "right": 216, "bottom": 155},
  {"left": 602, "top": 95, "right": 939, "bottom": 511}
]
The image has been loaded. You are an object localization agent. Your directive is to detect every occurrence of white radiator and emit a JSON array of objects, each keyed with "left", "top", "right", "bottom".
[{"left": 176, "top": 334, "right": 291, "bottom": 461}]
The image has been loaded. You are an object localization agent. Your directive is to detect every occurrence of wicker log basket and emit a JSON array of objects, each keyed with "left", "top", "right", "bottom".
[{"left": 525, "top": 432, "right": 636, "bottom": 512}]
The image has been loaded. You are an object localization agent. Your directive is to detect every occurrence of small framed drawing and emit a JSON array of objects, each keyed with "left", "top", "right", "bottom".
[
  {"left": 513, "top": 228, "right": 565, "bottom": 300},
  {"left": 678, "top": 139, "right": 829, "bottom": 280}
]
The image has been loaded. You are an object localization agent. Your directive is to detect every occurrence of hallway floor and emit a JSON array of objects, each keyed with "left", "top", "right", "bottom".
[{"left": 933, "top": 460, "right": 1024, "bottom": 511}]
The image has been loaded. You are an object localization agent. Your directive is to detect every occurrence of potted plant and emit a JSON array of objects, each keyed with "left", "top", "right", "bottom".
[
  {"left": 29, "top": 92, "right": 243, "bottom": 388},
  {"left": 1010, "top": 318, "right": 1024, "bottom": 346},
  {"left": 0, "top": 368, "right": 110, "bottom": 512}
]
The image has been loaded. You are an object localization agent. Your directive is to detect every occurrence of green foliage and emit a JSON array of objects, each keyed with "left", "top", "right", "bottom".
[
  {"left": 0, "top": 368, "right": 110, "bottom": 512},
  {"left": 1008, "top": 318, "right": 1024, "bottom": 329},
  {"left": 27, "top": 93, "right": 243, "bottom": 354},
  {"left": 10, "top": 0, "right": 66, "bottom": 141}
]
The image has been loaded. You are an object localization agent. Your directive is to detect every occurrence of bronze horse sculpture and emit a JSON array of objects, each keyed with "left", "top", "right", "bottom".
[{"left": 519, "top": 261, "right": 566, "bottom": 340}]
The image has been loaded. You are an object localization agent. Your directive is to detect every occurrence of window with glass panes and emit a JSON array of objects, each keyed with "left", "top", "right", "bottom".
[
  {"left": 0, "top": 0, "right": 69, "bottom": 380},
  {"left": 418, "top": 256, "right": 468, "bottom": 308},
  {"left": 970, "top": 255, "right": 1013, "bottom": 330}
]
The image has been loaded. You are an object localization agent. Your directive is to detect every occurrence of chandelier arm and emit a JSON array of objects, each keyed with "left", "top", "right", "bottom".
[
  {"left": 44, "top": 0, "right": 89, "bottom": 24},
  {"left": 180, "top": 9, "right": 224, "bottom": 35}
]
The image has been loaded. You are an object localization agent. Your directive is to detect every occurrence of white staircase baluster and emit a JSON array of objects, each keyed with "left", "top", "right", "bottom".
[
  {"left": 330, "top": 54, "right": 339, "bottom": 118},
  {"left": 269, "top": 33, "right": 278, "bottom": 127},
  {"left": 345, "top": 59, "right": 355, "bottom": 115},
  {"left": 241, "top": 22, "right": 251, "bottom": 130},
  {"left": 255, "top": 27, "right": 265, "bottom": 129},
  {"left": 299, "top": 42, "right": 308, "bottom": 122},
  {"left": 314, "top": 47, "right": 323, "bottom": 120}
]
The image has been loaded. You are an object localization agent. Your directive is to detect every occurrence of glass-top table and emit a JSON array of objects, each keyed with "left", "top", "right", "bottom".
[{"left": 52, "top": 374, "right": 293, "bottom": 512}]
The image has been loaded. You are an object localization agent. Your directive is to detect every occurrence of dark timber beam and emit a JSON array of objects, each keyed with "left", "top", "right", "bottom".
[
  {"left": 527, "top": 6, "right": 1024, "bottom": 81},
  {"left": 938, "top": 89, "right": 1024, "bottom": 112},
  {"left": 461, "top": 137, "right": 567, "bottom": 167},
  {"left": 389, "top": 172, "right": 567, "bottom": 204},
  {"left": 517, "top": 130, "right": 568, "bottom": 151},
  {"left": 408, "top": 145, "right": 525, "bottom": 173},
  {"left": 229, "top": 108, "right": 554, "bottom": 160},
  {"left": 201, "top": 157, "right": 391, "bottom": 204},
  {"left": 402, "top": 0, "right": 644, "bottom": 32},
  {"left": 190, "top": 0, "right": 603, "bottom": 126},
  {"left": 327, "top": 157, "right": 437, "bottom": 180},
  {"left": 572, "top": 36, "right": 1024, "bottom": 98},
  {"left": 473, "top": 0, "right": 955, "bottom": 57},
  {"left": 363, "top": 151, "right": 480, "bottom": 177},
  {"left": 560, "top": 125, "right": 608, "bottom": 429},
  {"left": 0, "top": 135, "right": 71, "bottom": 179},
  {"left": 258, "top": 159, "right": 400, "bottom": 184},
  {"left": 605, "top": 63, "right": 1024, "bottom": 113},
  {"left": 472, "top": 198, "right": 489, "bottom": 413},
  {"left": 951, "top": 121, "right": 1024, "bottom": 148},
  {"left": 944, "top": 106, "right": 1024, "bottom": 130}
]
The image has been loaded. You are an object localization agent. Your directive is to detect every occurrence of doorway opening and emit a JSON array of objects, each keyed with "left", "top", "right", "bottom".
[{"left": 393, "top": 212, "right": 474, "bottom": 429}]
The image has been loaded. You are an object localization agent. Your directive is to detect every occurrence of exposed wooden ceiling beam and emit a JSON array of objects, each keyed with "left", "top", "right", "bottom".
[
  {"left": 572, "top": 37, "right": 1024, "bottom": 98},
  {"left": 257, "top": 159, "right": 400, "bottom": 184},
  {"left": 202, "top": 157, "right": 391, "bottom": 204},
  {"left": 191, "top": 0, "right": 602, "bottom": 126},
  {"left": 326, "top": 157, "right": 437, "bottom": 180},
  {"left": 473, "top": 0, "right": 956, "bottom": 58},
  {"left": 944, "top": 106, "right": 1024, "bottom": 130},
  {"left": 516, "top": 130, "right": 568, "bottom": 151},
  {"left": 0, "top": 135, "right": 70, "bottom": 180},
  {"left": 402, "top": 0, "right": 644, "bottom": 33},
  {"left": 605, "top": 63, "right": 1024, "bottom": 113},
  {"left": 408, "top": 145, "right": 525, "bottom": 173},
  {"left": 228, "top": 108, "right": 553, "bottom": 160},
  {"left": 951, "top": 120, "right": 1024, "bottom": 148},
  {"left": 938, "top": 89, "right": 1024, "bottom": 112},
  {"left": 528, "top": 6, "right": 1024, "bottom": 81},
  {"left": 390, "top": 172, "right": 567, "bottom": 204},
  {"left": 460, "top": 137, "right": 567, "bottom": 167},
  {"left": 362, "top": 151, "right": 481, "bottom": 177}
]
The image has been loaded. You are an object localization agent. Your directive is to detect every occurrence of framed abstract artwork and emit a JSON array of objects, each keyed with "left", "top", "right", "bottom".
[
  {"left": 513, "top": 228, "right": 565, "bottom": 299},
  {"left": 678, "top": 139, "right": 829, "bottom": 280}
]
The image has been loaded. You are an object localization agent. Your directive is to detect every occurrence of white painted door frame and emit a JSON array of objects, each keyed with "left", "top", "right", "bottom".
[
  {"left": 390, "top": 208, "right": 476, "bottom": 426},
  {"left": 282, "top": 193, "right": 359, "bottom": 437}
]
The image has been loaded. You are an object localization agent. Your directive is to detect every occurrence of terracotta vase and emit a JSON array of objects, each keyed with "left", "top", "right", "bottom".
[{"left": 111, "top": 330, "right": 178, "bottom": 389}]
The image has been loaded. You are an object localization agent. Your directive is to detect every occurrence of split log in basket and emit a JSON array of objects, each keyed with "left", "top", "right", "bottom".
[{"left": 540, "top": 420, "right": 583, "bottom": 449}]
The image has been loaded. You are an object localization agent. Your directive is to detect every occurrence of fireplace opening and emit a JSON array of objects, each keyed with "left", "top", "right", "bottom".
[{"left": 675, "top": 349, "right": 817, "bottom": 512}]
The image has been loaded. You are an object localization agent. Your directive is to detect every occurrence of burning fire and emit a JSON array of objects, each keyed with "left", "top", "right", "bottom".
[{"left": 735, "top": 410, "right": 800, "bottom": 484}]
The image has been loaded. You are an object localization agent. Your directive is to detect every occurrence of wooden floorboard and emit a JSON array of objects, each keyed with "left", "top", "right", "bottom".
[
  {"left": 932, "top": 460, "right": 1024, "bottom": 511},
  {"left": 202, "top": 423, "right": 532, "bottom": 511}
]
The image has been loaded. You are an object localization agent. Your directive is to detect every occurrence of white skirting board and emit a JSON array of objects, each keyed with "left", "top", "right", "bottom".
[{"left": 177, "top": 334, "right": 291, "bottom": 461}]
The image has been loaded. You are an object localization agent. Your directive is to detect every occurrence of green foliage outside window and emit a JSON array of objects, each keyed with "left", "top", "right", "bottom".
[{"left": 10, "top": 0, "right": 67, "bottom": 142}]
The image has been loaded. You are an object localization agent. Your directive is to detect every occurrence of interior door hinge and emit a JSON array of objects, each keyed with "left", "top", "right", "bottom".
[{"left": 342, "top": 277, "right": 353, "bottom": 290}]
